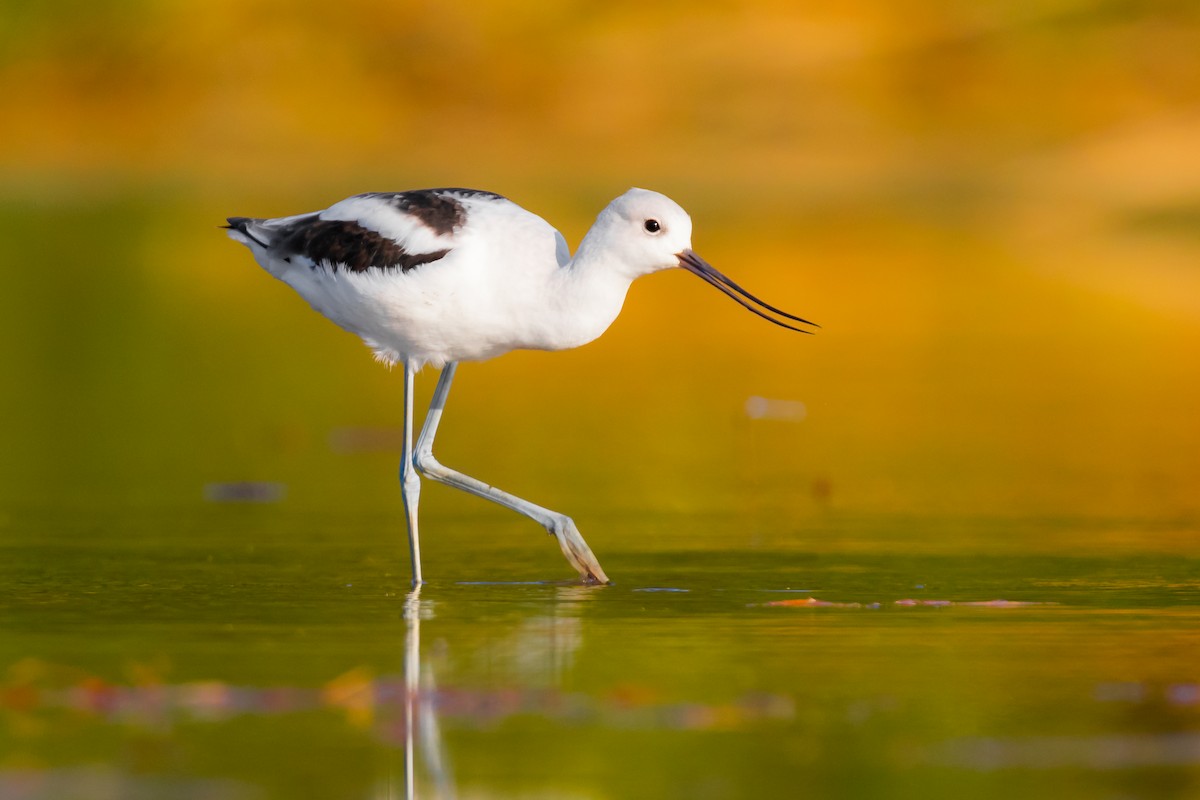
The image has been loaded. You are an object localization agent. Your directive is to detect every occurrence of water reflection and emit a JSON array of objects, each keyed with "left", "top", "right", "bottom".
[
  {"left": 4, "top": 570, "right": 1199, "bottom": 799},
  {"left": 395, "top": 586, "right": 453, "bottom": 800},
  {"left": 395, "top": 583, "right": 595, "bottom": 798}
]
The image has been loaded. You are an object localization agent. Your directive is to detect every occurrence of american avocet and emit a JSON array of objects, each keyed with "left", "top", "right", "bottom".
[{"left": 224, "top": 188, "right": 816, "bottom": 586}]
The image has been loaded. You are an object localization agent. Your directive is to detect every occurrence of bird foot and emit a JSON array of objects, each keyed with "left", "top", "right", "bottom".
[{"left": 548, "top": 518, "right": 610, "bottom": 585}]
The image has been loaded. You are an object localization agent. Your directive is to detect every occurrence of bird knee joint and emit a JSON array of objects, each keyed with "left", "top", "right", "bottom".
[
  {"left": 401, "top": 461, "right": 421, "bottom": 490},
  {"left": 413, "top": 449, "right": 440, "bottom": 477},
  {"left": 546, "top": 515, "right": 576, "bottom": 537}
]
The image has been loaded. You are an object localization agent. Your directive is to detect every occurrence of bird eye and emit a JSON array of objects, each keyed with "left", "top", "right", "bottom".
[{"left": 644, "top": 219, "right": 661, "bottom": 233}]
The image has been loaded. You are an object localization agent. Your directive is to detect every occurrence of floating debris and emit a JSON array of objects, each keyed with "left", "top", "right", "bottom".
[
  {"left": 203, "top": 482, "right": 286, "bottom": 503},
  {"left": 1168, "top": 684, "right": 1200, "bottom": 707},
  {"left": 755, "top": 589, "right": 817, "bottom": 594},
  {"left": 759, "top": 597, "right": 1053, "bottom": 609},
  {"left": 744, "top": 395, "right": 807, "bottom": 421},
  {"left": 760, "top": 597, "right": 878, "bottom": 609},
  {"left": 1095, "top": 681, "right": 1200, "bottom": 707},
  {"left": 0, "top": 658, "right": 795, "bottom": 739},
  {"left": 894, "top": 599, "right": 1053, "bottom": 608}
]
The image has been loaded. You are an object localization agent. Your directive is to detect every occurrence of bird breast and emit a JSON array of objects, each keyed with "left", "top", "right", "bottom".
[{"left": 277, "top": 238, "right": 628, "bottom": 368}]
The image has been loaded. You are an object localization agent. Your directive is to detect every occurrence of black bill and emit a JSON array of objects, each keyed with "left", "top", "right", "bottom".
[{"left": 677, "top": 249, "right": 818, "bottom": 333}]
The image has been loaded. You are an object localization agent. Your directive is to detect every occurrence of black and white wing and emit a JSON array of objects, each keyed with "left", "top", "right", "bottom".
[{"left": 224, "top": 188, "right": 507, "bottom": 274}]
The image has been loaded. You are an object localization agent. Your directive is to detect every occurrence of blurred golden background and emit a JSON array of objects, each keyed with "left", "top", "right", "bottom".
[{"left": 2, "top": 0, "right": 1198, "bottom": 525}]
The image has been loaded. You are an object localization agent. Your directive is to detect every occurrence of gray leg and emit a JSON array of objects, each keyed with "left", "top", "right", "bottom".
[
  {"left": 400, "top": 361, "right": 423, "bottom": 586},
  {"left": 414, "top": 362, "right": 610, "bottom": 584}
]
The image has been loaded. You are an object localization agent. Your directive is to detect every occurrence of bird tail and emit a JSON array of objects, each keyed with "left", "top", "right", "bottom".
[{"left": 222, "top": 217, "right": 271, "bottom": 249}]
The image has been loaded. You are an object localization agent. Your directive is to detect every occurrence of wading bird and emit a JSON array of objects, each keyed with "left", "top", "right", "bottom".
[{"left": 225, "top": 188, "right": 816, "bottom": 586}]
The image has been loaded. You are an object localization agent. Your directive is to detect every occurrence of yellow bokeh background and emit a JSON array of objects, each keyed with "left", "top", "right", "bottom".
[{"left": 3, "top": 0, "right": 1198, "bottom": 520}]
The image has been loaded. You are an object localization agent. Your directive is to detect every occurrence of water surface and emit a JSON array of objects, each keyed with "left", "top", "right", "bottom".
[
  {"left": 1, "top": 181, "right": 1198, "bottom": 799},
  {"left": 3, "top": 503, "right": 1198, "bottom": 799}
]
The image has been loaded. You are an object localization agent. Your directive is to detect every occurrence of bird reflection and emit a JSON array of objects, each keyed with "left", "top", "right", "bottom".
[
  {"left": 381, "top": 583, "right": 597, "bottom": 799},
  {"left": 393, "top": 586, "right": 454, "bottom": 800},
  {"left": 371, "top": 587, "right": 452, "bottom": 800}
]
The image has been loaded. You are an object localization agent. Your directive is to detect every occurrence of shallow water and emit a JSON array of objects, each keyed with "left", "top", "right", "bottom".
[
  {"left": 6, "top": 0, "right": 1200, "bottom": 792},
  {"left": 2, "top": 191, "right": 1199, "bottom": 798},
  {"left": 3, "top": 505, "right": 1198, "bottom": 799}
]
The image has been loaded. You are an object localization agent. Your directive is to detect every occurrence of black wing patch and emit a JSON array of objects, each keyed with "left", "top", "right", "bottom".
[
  {"left": 360, "top": 188, "right": 505, "bottom": 236},
  {"left": 277, "top": 219, "right": 449, "bottom": 274}
]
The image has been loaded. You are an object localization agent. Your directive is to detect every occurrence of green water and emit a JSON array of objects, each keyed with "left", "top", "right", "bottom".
[
  {"left": 2, "top": 509, "right": 1199, "bottom": 799},
  {"left": 2, "top": 194, "right": 1199, "bottom": 798}
]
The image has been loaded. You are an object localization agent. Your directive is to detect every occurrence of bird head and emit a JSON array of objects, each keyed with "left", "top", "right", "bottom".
[
  {"left": 597, "top": 188, "right": 818, "bottom": 333},
  {"left": 598, "top": 187, "right": 695, "bottom": 278}
]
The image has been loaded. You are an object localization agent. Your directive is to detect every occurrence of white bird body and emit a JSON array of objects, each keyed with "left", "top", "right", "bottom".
[
  {"left": 228, "top": 189, "right": 690, "bottom": 368},
  {"left": 225, "top": 187, "right": 815, "bottom": 586}
]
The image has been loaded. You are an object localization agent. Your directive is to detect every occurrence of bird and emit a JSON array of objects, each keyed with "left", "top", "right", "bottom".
[{"left": 224, "top": 187, "right": 816, "bottom": 586}]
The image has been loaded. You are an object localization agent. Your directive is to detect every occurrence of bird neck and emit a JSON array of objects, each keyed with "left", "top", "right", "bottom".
[{"left": 534, "top": 244, "right": 634, "bottom": 352}]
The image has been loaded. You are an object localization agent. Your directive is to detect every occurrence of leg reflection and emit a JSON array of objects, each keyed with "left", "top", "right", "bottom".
[{"left": 392, "top": 586, "right": 455, "bottom": 800}]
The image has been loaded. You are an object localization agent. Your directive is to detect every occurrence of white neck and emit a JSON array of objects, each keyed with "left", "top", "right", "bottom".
[{"left": 525, "top": 234, "right": 636, "bottom": 353}]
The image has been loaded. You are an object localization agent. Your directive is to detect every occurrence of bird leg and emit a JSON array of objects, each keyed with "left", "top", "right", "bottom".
[
  {"left": 400, "top": 361, "right": 424, "bottom": 586},
  {"left": 412, "top": 361, "right": 610, "bottom": 585}
]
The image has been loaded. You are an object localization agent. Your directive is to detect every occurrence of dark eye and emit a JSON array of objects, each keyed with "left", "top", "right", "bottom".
[{"left": 644, "top": 219, "right": 661, "bottom": 233}]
